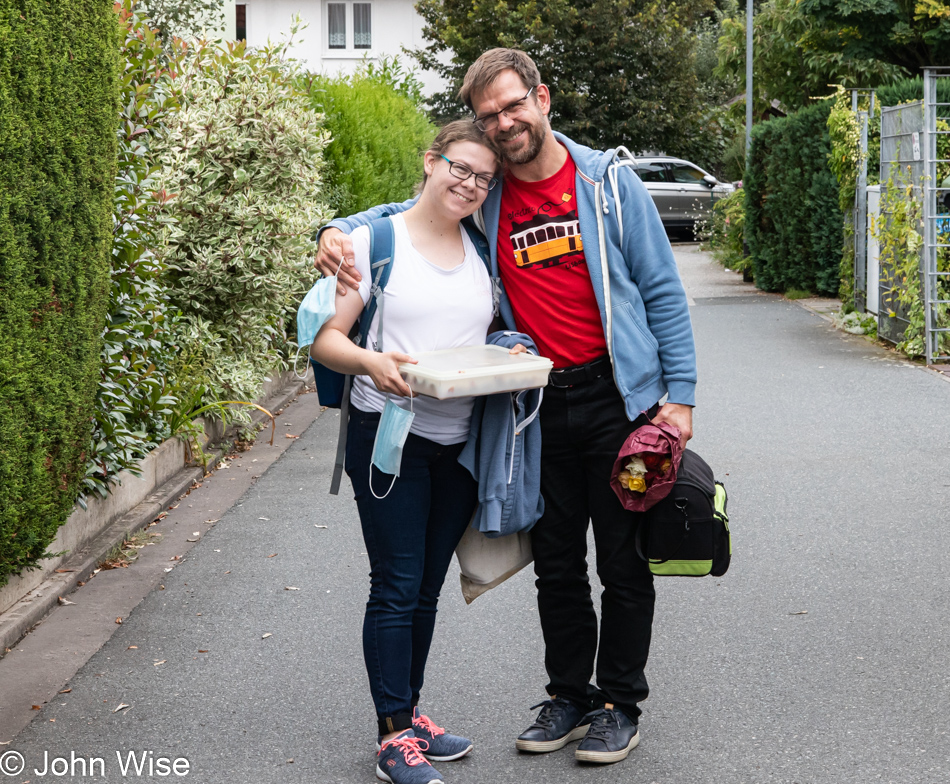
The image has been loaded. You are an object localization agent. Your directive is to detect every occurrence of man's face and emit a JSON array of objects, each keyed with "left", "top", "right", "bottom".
[{"left": 471, "top": 70, "right": 549, "bottom": 166}]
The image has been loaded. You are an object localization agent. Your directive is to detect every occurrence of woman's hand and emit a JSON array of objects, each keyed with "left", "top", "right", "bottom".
[
  {"left": 365, "top": 351, "right": 417, "bottom": 397},
  {"left": 509, "top": 343, "right": 528, "bottom": 355}
]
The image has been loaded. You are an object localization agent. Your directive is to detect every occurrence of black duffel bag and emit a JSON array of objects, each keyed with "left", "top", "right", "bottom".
[{"left": 635, "top": 449, "right": 730, "bottom": 577}]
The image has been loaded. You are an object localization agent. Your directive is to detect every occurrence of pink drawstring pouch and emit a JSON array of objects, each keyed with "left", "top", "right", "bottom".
[{"left": 609, "top": 421, "right": 684, "bottom": 512}]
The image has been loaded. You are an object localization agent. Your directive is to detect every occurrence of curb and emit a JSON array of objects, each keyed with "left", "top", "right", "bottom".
[{"left": 0, "top": 377, "right": 308, "bottom": 657}]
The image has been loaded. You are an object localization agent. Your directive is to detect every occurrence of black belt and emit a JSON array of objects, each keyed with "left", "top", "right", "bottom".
[{"left": 548, "top": 355, "right": 612, "bottom": 388}]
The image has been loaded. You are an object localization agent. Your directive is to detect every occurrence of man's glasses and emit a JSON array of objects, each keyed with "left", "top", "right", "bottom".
[
  {"left": 472, "top": 86, "right": 536, "bottom": 132},
  {"left": 439, "top": 155, "right": 498, "bottom": 191}
]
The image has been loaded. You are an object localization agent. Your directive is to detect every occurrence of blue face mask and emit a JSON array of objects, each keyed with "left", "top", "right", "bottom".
[
  {"left": 294, "top": 259, "right": 344, "bottom": 378},
  {"left": 370, "top": 391, "right": 415, "bottom": 499}
]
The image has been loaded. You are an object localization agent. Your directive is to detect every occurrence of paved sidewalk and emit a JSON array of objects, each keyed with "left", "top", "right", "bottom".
[{"left": 5, "top": 247, "right": 950, "bottom": 783}]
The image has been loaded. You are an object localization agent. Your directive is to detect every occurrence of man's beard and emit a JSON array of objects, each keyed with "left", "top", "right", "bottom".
[{"left": 495, "top": 119, "right": 546, "bottom": 165}]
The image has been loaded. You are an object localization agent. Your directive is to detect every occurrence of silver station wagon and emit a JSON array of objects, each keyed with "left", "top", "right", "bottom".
[{"left": 633, "top": 156, "right": 735, "bottom": 233}]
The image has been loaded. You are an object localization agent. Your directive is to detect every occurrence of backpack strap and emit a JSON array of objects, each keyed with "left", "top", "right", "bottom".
[{"left": 330, "top": 217, "right": 396, "bottom": 495}]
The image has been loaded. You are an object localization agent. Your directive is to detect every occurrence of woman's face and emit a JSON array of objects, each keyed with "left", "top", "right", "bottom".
[{"left": 422, "top": 140, "right": 498, "bottom": 220}]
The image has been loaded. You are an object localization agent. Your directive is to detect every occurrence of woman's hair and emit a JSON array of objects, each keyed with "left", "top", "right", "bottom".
[{"left": 420, "top": 119, "right": 500, "bottom": 189}]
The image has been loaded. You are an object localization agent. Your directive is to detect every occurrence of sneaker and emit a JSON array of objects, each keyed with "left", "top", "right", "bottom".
[
  {"left": 574, "top": 707, "right": 640, "bottom": 764},
  {"left": 515, "top": 698, "right": 590, "bottom": 753},
  {"left": 376, "top": 731, "right": 444, "bottom": 784},
  {"left": 411, "top": 707, "right": 473, "bottom": 761}
]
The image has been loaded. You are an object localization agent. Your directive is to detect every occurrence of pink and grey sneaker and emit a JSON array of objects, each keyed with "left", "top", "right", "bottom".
[
  {"left": 411, "top": 707, "right": 473, "bottom": 761},
  {"left": 376, "top": 731, "right": 444, "bottom": 784}
]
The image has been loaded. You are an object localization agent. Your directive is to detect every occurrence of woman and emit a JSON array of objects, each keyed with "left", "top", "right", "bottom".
[{"left": 310, "top": 120, "right": 503, "bottom": 784}]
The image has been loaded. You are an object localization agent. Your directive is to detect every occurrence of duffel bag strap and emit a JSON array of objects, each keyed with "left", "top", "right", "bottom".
[{"left": 635, "top": 499, "right": 691, "bottom": 565}]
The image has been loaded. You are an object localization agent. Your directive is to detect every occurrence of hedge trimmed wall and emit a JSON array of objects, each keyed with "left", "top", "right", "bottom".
[
  {"left": 0, "top": 1, "right": 118, "bottom": 585},
  {"left": 745, "top": 101, "right": 843, "bottom": 296}
]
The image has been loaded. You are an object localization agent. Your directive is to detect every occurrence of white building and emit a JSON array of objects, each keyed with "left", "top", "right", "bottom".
[{"left": 220, "top": 0, "right": 445, "bottom": 94}]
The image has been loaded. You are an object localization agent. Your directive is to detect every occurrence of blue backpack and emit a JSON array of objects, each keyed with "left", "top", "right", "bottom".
[{"left": 309, "top": 215, "right": 494, "bottom": 494}]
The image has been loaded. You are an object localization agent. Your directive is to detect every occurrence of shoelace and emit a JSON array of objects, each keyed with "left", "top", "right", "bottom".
[
  {"left": 528, "top": 699, "right": 571, "bottom": 730},
  {"left": 382, "top": 736, "right": 430, "bottom": 767},
  {"left": 582, "top": 708, "right": 621, "bottom": 741},
  {"left": 414, "top": 713, "right": 445, "bottom": 737}
]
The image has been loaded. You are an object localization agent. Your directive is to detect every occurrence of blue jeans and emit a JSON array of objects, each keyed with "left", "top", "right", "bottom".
[{"left": 345, "top": 406, "right": 477, "bottom": 735}]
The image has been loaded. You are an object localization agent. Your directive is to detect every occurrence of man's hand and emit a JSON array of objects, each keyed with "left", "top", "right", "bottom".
[
  {"left": 651, "top": 402, "right": 693, "bottom": 447},
  {"left": 315, "top": 227, "right": 362, "bottom": 296}
]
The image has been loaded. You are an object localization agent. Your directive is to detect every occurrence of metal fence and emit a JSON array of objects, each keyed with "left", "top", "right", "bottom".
[
  {"left": 852, "top": 90, "right": 874, "bottom": 314},
  {"left": 922, "top": 68, "right": 950, "bottom": 364},
  {"left": 878, "top": 101, "right": 924, "bottom": 344}
]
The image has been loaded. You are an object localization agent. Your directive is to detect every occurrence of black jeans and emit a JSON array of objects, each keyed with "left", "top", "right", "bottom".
[{"left": 533, "top": 373, "right": 657, "bottom": 720}]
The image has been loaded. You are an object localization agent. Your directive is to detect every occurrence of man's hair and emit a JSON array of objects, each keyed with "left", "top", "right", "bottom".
[
  {"left": 459, "top": 48, "right": 541, "bottom": 111},
  {"left": 420, "top": 119, "right": 501, "bottom": 189}
]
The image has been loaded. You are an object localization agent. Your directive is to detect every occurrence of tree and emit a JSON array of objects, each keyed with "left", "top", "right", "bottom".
[
  {"left": 716, "top": 0, "right": 903, "bottom": 115},
  {"left": 412, "top": 0, "right": 724, "bottom": 164},
  {"left": 797, "top": 0, "right": 950, "bottom": 73}
]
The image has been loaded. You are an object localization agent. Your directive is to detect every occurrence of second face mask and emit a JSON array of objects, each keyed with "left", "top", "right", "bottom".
[{"left": 369, "top": 396, "right": 415, "bottom": 498}]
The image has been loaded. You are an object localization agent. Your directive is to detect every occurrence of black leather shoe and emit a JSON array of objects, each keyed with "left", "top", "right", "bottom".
[
  {"left": 516, "top": 698, "right": 590, "bottom": 753},
  {"left": 574, "top": 707, "right": 640, "bottom": 763}
]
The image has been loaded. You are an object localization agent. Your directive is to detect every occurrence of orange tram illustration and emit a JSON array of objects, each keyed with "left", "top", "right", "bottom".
[{"left": 510, "top": 214, "right": 583, "bottom": 269}]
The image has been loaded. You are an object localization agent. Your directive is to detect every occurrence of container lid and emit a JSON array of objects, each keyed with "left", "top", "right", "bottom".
[{"left": 399, "top": 344, "right": 552, "bottom": 381}]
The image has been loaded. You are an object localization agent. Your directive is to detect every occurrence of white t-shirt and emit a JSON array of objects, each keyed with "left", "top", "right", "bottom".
[{"left": 349, "top": 214, "right": 494, "bottom": 444}]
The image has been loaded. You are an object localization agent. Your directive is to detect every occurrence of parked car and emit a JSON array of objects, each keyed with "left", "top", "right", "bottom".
[{"left": 633, "top": 156, "right": 735, "bottom": 234}]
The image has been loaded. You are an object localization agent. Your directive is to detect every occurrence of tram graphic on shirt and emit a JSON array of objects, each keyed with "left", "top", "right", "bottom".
[{"left": 509, "top": 211, "right": 584, "bottom": 270}]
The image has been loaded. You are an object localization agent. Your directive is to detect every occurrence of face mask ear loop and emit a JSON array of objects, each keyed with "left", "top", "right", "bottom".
[
  {"left": 369, "top": 384, "right": 414, "bottom": 501},
  {"left": 369, "top": 462, "right": 398, "bottom": 500},
  {"left": 292, "top": 344, "right": 309, "bottom": 381},
  {"left": 333, "top": 253, "right": 346, "bottom": 278}
]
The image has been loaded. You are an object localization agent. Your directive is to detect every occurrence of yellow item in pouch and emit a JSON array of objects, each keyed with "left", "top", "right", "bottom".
[
  {"left": 618, "top": 470, "right": 646, "bottom": 493},
  {"left": 627, "top": 475, "right": 647, "bottom": 493}
]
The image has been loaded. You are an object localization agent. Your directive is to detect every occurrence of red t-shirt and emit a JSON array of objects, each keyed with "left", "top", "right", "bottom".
[{"left": 497, "top": 151, "right": 607, "bottom": 368}]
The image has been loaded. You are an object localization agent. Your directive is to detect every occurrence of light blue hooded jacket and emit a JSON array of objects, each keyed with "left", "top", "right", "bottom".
[
  {"left": 324, "top": 132, "right": 697, "bottom": 420},
  {"left": 458, "top": 330, "right": 544, "bottom": 538}
]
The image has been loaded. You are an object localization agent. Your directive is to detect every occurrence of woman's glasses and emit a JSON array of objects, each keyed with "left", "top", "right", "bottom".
[{"left": 439, "top": 155, "right": 498, "bottom": 191}]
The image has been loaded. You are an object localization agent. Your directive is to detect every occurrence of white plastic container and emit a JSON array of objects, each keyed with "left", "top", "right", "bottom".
[{"left": 399, "top": 344, "right": 553, "bottom": 399}]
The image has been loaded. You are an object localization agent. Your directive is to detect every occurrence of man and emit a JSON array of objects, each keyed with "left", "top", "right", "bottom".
[{"left": 315, "top": 48, "right": 696, "bottom": 765}]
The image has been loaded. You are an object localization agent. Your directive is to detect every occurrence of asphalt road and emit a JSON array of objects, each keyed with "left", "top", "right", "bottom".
[{"left": 6, "top": 247, "right": 950, "bottom": 784}]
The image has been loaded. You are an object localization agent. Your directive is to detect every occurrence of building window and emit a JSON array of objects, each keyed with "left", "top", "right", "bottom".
[
  {"left": 353, "top": 2, "right": 371, "bottom": 49},
  {"left": 328, "top": 3, "right": 346, "bottom": 49},
  {"left": 235, "top": 4, "right": 246, "bottom": 41},
  {"left": 326, "top": 1, "right": 372, "bottom": 50}
]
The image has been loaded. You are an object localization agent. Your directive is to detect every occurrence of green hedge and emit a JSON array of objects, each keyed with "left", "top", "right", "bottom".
[
  {"left": 0, "top": 0, "right": 118, "bottom": 585},
  {"left": 877, "top": 77, "right": 950, "bottom": 111},
  {"left": 745, "top": 101, "right": 843, "bottom": 296},
  {"left": 308, "top": 65, "right": 435, "bottom": 218}
]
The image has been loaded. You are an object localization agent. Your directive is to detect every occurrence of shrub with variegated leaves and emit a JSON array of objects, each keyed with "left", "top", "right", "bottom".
[{"left": 155, "top": 25, "right": 332, "bottom": 402}]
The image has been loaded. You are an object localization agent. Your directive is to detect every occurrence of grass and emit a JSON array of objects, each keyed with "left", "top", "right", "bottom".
[
  {"left": 784, "top": 289, "right": 813, "bottom": 300},
  {"left": 97, "top": 527, "right": 162, "bottom": 570}
]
